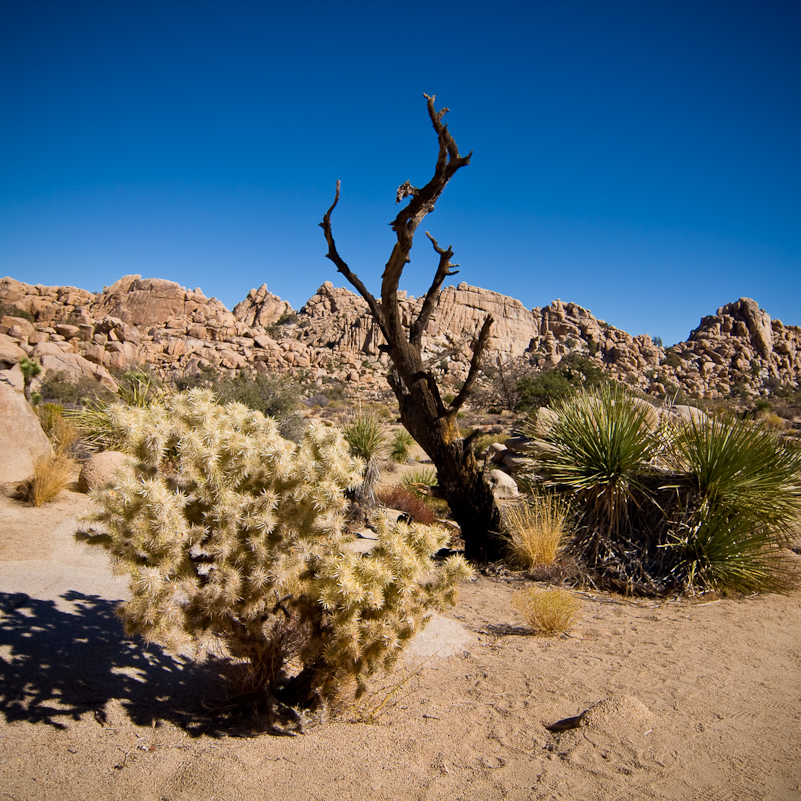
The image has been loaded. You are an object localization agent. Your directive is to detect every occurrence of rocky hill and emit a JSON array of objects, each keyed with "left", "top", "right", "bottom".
[{"left": 1, "top": 274, "right": 799, "bottom": 402}]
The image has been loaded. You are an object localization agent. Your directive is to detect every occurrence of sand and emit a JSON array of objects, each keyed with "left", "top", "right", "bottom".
[{"left": 1, "top": 488, "right": 800, "bottom": 800}]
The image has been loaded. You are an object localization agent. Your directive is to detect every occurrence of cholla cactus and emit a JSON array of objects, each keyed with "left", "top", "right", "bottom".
[{"left": 79, "top": 389, "right": 472, "bottom": 717}]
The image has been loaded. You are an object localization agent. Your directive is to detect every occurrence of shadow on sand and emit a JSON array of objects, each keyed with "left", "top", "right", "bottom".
[{"left": 0, "top": 590, "right": 254, "bottom": 736}]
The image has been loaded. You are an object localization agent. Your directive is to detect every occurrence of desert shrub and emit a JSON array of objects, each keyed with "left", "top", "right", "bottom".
[
  {"left": 525, "top": 387, "right": 801, "bottom": 595},
  {"left": 16, "top": 451, "right": 75, "bottom": 507},
  {"left": 516, "top": 354, "right": 608, "bottom": 412},
  {"left": 39, "top": 371, "right": 115, "bottom": 406},
  {"left": 77, "top": 390, "right": 472, "bottom": 721},
  {"left": 512, "top": 587, "right": 580, "bottom": 636},
  {"left": 0, "top": 303, "right": 35, "bottom": 323},
  {"left": 213, "top": 371, "right": 305, "bottom": 441},
  {"left": 390, "top": 428, "right": 415, "bottom": 463},
  {"left": 377, "top": 485, "right": 438, "bottom": 525},
  {"left": 305, "top": 393, "right": 330, "bottom": 408},
  {"left": 502, "top": 494, "right": 571, "bottom": 569}
]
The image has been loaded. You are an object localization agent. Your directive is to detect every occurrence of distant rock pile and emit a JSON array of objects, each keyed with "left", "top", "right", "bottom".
[{"left": 1, "top": 274, "right": 799, "bottom": 401}]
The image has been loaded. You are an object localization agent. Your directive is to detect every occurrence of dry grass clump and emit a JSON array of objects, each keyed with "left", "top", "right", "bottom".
[
  {"left": 502, "top": 494, "right": 570, "bottom": 568},
  {"left": 37, "top": 403, "right": 80, "bottom": 453},
  {"left": 377, "top": 485, "right": 437, "bottom": 525},
  {"left": 16, "top": 451, "right": 76, "bottom": 507},
  {"left": 512, "top": 587, "right": 580, "bottom": 636}
]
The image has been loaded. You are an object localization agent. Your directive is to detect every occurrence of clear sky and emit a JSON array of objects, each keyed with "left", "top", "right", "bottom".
[{"left": 2, "top": 0, "right": 799, "bottom": 346}]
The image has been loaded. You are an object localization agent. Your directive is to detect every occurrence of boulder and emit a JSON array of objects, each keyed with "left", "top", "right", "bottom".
[
  {"left": 38, "top": 352, "right": 119, "bottom": 391},
  {"left": 487, "top": 469, "right": 519, "bottom": 499},
  {"left": 78, "top": 451, "right": 130, "bottom": 493},
  {"left": 0, "top": 334, "right": 27, "bottom": 367},
  {"left": 0, "top": 383, "right": 53, "bottom": 484}
]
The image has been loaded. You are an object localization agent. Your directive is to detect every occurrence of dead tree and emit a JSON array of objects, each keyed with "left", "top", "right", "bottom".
[{"left": 320, "top": 94, "right": 504, "bottom": 562}]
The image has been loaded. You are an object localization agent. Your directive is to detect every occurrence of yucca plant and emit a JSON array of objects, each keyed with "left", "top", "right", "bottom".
[
  {"left": 664, "top": 414, "right": 801, "bottom": 592},
  {"left": 525, "top": 385, "right": 661, "bottom": 584},
  {"left": 400, "top": 466, "right": 439, "bottom": 497},
  {"left": 390, "top": 428, "right": 415, "bottom": 464},
  {"left": 343, "top": 413, "right": 388, "bottom": 507},
  {"left": 65, "top": 369, "right": 164, "bottom": 453},
  {"left": 523, "top": 387, "right": 801, "bottom": 595}
]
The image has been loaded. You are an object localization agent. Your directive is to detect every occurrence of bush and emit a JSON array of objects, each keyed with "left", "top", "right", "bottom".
[
  {"left": 0, "top": 302, "right": 35, "bottom": 323},
  {"left": 390, "top": 428, "right": 415, "bottom": 463},
  {"left": 525, "top": 386, "right": 801, "bottom": 595},
  {"left": 502, "top": 494, "right": 571, "bottom": 569},
  {"left": 516, "top": 354, "right": 608, "bottom": 412},
  {"left": 377, "top": 485, "right": 438, "bottom": 525},
  {"left": 512, "top": 587, "right": 580, "bottom": 636},
  {"left": 77, "top": 390, "right": 472, "bottom": 722},
  {"left": 212, "top": 371, "right": 305, "bottom": 441},
  {"left": 39, "top": 371, "right": 115, "bottom": 407}
]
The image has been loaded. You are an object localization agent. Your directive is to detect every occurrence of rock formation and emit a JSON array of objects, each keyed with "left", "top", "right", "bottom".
[{"left": 1, "top": 274, "right": 799, "bottom": 403}]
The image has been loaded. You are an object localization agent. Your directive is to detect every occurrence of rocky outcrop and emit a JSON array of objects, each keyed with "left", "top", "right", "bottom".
[{"left": 1, "top": 275, "right": 799, "bottom": 402}]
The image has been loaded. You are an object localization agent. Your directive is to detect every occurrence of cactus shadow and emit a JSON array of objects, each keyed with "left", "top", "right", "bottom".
[{"left": 0, "top": 590, "right": 248, "bottom": 737}]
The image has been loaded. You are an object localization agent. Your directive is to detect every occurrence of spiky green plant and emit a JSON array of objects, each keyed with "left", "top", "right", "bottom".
[
  {"left": 390, "top": 428, "right": 415, "bottom": 464},
  {"left": 65, "top": 369, "right": 163, "bottom": 452},
  {"left": 524, "top": 387, "right": 801, "bottom": 595},
  {"left": 664, "top": 414, "right": 801, "bottom": 592},
  {"left": 77, "top": 389, "right": 471, "bottom": 721},
  {"left": 343, "top": 413, "right": 388, "bottom": 507},
  {"left": 401, "top": 466, "right": 439, "bottom": 497},
  {"left": 19, "top": 357, "right": 42, "bottom": 404},
  {"left": 526, "top": 385, "right": 658, "bottom": 561}
]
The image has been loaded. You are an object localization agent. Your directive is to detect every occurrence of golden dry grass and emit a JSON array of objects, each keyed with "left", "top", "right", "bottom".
[
  {"left": 512, "top": 587, "right": 581, "bottom": 636},
  {"left": 17, "top": 451, "right": 76, "bottom": 507},
  {"left": 502, "top": 494, "right": 570, "bottom": 568}
]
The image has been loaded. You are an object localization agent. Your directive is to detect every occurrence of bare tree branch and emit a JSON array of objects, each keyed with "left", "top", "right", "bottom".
[
  {"left": 409, "top": 232, "right": 460, "bottom": 347},
  {"left": 447, "top": 314, "right": 494, "bottom": 417},
  {"left": 319, "top": 181, "right": 388, "bottom": 342}
]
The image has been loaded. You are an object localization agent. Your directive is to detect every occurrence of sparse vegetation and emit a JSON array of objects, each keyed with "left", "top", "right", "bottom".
[{"left": 512, "top": 587, "right": 580, "bottom": 636}]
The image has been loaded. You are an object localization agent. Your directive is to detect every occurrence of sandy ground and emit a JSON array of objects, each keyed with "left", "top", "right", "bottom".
[{"left": 1, "top": 487, "right": 800, "bottom": 801}]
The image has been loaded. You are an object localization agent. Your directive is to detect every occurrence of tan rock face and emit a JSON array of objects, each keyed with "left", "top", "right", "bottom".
[
  {"left": 2, "top": 275, "right": 799, "bottom": 402},
  {"left": 0, "top": 383, "right": 53, "bottom": 483}
]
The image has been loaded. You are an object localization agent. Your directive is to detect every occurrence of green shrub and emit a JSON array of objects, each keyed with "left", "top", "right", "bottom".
[
  {"left": 212, "top": 371, "right": 305, "bottom": 441},
  {"left": 0, "top": 303, "right": 35, "bottom": 323},
  {"left": 524, "top": 387, "right": 801, "bottom": 595},
  {"left": 390, "top": 428, "right": 415, "bottom": 463},
  {"left": 77, "top": 390, "right": 472, "bottom": 722},
  {"left": 516, "top": 354, "right": 608, "bottom": 412}
]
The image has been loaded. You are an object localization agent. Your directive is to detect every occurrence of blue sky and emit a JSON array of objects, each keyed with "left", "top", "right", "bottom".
[{"left": 2, "top": 0, "right": 799, "bottom": 346}]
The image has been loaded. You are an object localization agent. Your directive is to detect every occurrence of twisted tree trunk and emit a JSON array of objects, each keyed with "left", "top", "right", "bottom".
[{"left": 320, "top": 94, "right": 505, "bottom": 562}]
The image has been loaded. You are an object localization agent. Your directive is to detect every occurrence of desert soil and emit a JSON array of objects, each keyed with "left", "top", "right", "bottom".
[{"left": 1, "top": 487, "right": 800, "bottom": 801}]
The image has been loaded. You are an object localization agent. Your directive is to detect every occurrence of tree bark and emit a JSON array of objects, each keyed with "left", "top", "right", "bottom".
[{"left": 320, "top": 94, "right": 505, "bottom": 562}]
